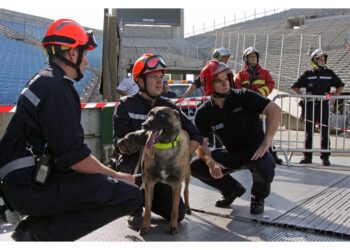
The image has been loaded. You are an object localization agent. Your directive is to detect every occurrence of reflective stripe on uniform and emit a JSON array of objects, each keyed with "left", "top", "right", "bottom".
[
  {"left": 242, "top": 80, "right": 249, "bottom": 85},
  {"left": 21, "top": 88, "right": 41, "bottom": 107},
  {"left": 128, "top": 113, "right": 148, "bottom": 120},
  {"left": 258, "top": 88, "right": 267, "bottom": 97},
  {"left": 262, "top": 86, "right": 270, "bottom": 96},
  {"left": 252, "top": 79, "right": 265, "bottom": 85},
  {"left": 0, "top": 156, "right": 35, "bottom": 180}
]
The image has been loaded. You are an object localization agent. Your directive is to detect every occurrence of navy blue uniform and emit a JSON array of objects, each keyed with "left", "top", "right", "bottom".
[
  {"left": 161, "top": 90, "right": 177, "bottom": 98},
  {"left": 191, "top": 89, "right": 275, "bottom": 200},
  {"left": 113, "top": 93, "right": 202, "bottom": 221},
  {"left": 0, "top": 65, "right": 142, "bottom": 241},
  {"left": 291, "top": 67, "right": 344, "bottom": 158}
]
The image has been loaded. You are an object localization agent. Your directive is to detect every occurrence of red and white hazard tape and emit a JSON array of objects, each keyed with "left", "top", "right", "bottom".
[
  {"left": 0, "top": 97, "right": 209, "bottom": 113},
  {"left": 305, "top": 119, "right": 350, "bottom": 134}
]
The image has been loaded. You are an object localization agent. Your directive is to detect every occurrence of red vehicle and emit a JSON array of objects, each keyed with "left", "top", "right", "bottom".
[{"left": 168, "top": 84, "right": 207, "bottom": 117}]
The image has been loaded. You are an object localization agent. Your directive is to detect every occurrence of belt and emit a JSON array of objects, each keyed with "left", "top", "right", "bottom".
[{"left": 0, "top": 156, "right": 35, "bottom": 181}]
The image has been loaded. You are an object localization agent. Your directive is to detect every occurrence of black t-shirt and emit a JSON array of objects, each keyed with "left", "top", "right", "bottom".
[
  {"left": 291, "top": 67, "right": 344, "bottom": 95},
  {"left": 195, "top": 89, "right": 270, "bottom": 153},
  {"left": 0, "top": 65, "right": 91, "bottom": 170}
]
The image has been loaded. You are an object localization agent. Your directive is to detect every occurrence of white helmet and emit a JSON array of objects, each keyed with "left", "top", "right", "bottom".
[
  {"left": 310, "top": 48, "right": 328, "bottom": 63},
  {"left": 243, "top": 47, "right": 260, "bottom": 63},
  {"left": 212, "top": 47, "right": 231, "bottom": 61}
]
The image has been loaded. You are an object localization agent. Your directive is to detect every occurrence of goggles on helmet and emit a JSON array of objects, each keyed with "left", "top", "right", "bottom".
[
  {"left": 86, "top": 30, "right": 97, "bottom": 50},
  {"left": 139, "top": 55, "right": 167, "bottom": 75}
]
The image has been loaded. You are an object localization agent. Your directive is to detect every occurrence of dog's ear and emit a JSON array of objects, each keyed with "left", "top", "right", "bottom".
[{"left": 173, "top": 109, "right": 180, "bottom": 120}]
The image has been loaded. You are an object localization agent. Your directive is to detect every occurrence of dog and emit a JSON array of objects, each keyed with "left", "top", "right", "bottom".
[{"left": 117, "top": 106, "right": 191, "bottom": 235}]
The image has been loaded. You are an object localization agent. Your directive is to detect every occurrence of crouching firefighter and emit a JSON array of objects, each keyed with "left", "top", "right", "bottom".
[
  {"left": 0, "top": 19, "right": 142, "bottom": 241},
  {"left": 190, "top": 60, "right": 281, "bottom": 214}
]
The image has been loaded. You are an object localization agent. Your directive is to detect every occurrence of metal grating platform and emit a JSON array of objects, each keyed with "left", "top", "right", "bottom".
[
  {"left": 250, "top": 226, "right": 343, "bottom": 241},
  {"left": 273, "top": 176, "right": 350, "bottom": 238}
]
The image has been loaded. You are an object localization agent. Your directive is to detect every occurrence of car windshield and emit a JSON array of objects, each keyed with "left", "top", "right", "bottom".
[{"left": 168, "top": 84, "right": 204, "bottom": 98}]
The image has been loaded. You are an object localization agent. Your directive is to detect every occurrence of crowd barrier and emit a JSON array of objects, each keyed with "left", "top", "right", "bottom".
[
  {"left": 1, "top": 94, "right": 349, "bottom": 166},
  {"left": 272, "top": 94, "right": 350, "bottom": 166}
]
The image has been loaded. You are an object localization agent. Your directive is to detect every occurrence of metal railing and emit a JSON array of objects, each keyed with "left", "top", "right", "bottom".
[{"left": 272, "top": 94, "right": 350, "bottom": 166}]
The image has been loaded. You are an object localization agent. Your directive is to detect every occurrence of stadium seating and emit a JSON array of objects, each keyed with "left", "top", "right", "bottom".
[{"left": 0, "top": 11, "right": 103, "bottom": 105}]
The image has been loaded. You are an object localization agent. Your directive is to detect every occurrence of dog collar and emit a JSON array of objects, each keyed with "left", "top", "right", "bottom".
[{"left": 154, "top": 135, "right": 180, "bottom": 150}]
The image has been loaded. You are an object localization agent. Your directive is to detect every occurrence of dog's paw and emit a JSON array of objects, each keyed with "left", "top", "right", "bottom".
[
  {"left": 169, "top": 227, "right": 178, "bottom": 235},
  {"left": 185, "top": 208, "right": 192, "bottom": 215},
  {"left": 140, "top": 227, "right": 149, "bottom": 236}
]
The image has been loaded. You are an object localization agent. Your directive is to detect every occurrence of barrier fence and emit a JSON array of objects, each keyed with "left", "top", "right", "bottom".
[
  {"left": 272, "top": 94, "right": 350, "bottom": 166},
  {"left": 1, "top": 95, "right": 349, "bottom": 166}
]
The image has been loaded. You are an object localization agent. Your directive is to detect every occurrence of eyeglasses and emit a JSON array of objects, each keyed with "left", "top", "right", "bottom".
[{"left": 140, "top": 55, "right": 167, "bottom": 75}]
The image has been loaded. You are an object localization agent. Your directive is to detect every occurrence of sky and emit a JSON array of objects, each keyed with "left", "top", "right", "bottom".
[{"left": 2, "top": 0, "right": 350, "bottom": 36}]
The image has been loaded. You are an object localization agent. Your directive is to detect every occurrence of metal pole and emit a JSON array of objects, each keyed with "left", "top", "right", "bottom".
[
  {"left": 221, "top": 32, "right": 224, "bottom": 47},
  {"left": 319, "top": 35, "right": 322, "bottom": 48},
  {"left": 196, "top": 46, "right": 199, "bottom": 66},
  {"left": 215, "top": 31, "right": 218, "bottom": 48},
  {"left": 253, "top": 34, "right": 256, "bottom": 48},
  {"left": 277, "top": 34, "right": 285, "bottom": 90},
  {"left": 224, "top": 16, "right": 226, "bottom": 27},
  {"left": 235, "top": 33, "right": 240, "bottom": 72},
  {"left": 297, "top": 34, "right": 303, "bottom": 77},
  {"left": 264, "top": 34, "right": 269, "bottom": 68},
  {"left": 241, "top": 33, "right": 246, "bottom": 69},
  {"left": 228, "top": 32, "right": 231, "bottom": 50}
]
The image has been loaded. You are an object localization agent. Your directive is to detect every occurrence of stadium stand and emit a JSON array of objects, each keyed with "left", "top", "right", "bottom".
[
  {"left": 0, "top": 9, "right": 103, "bottom": 104},
  {"left": 185, "top": 9, "right": 350, "bottom": 93}
]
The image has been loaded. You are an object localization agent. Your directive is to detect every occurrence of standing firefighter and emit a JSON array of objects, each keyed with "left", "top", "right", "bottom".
[
  {"left": 191, "top": 61, "right": 281, "bottom": 214},
  {"left": 0, "top": 19, "right": 142, "bottom": 241},
  {"left": 291, "top": 48, "right": 344, "bottom": 166},
  {"left": 234, "top": 46, "right": 283, "bottom": 164}
]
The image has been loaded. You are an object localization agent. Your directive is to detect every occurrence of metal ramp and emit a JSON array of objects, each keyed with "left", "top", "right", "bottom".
[{"left": 0, "top": 158, "right": 349, "bottom": 241}]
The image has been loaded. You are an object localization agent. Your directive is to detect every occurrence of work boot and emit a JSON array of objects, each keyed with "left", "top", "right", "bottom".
[
  {"left": 11, "top": 219, "right": 38, "bottom": 241},
  {"left": 299, "top": 157, "right": 312, "bottom": 164},
  {"left": 322, "top": 157, "right": 330, "bottom": 166},
  {"left": 250, "top": 197, "right": 265, "bottom": 215},
  {"left": 127, "top": 207, "right": 143, "bottom": 231},
  {"left": 215, "top": 185, "right": 246, "bottom": 208}
]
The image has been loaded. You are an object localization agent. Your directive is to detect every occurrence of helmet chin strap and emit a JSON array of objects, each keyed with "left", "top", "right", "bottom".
[{"left": 56, "top": 46, "right": 85, "bottom": 81}]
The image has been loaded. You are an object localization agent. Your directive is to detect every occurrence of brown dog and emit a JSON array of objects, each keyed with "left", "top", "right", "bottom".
[{"left": 116, "top": 106, "right": 191, "bottom": 235}]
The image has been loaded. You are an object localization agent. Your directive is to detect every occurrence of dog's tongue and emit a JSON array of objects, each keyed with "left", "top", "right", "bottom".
[{"left": 145, "top": 130, "right": 160, "bottom": 149}]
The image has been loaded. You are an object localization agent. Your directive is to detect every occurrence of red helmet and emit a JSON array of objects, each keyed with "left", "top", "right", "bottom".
[
  {"left": 132, "top": 53, "right": 167, "bottom": 81},
  {"left": 200, "top": 60, "right": 231, "bottom": 95},
  {"left": 42, "top": 19, "right": 97, "bottom": 54}
]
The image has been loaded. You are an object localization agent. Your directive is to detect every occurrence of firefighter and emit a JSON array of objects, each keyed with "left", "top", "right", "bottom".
[
  {"left": 113, "top": 53, "right": 202, "bottom": 230},
  {"left": 234, "top": 47, "right": 283, "bottom": 164},
  {"left": 291, "top": 48, "right": 344, "bottom": 166},
  {"left": 181, "top": 47, "right": 234, "bottom": 98},
  {"left": 0, "top": 19, "right": 142, "bottom": 241},
  {"left": 190, "top": 60, "right": 281, "bottom": 214}
]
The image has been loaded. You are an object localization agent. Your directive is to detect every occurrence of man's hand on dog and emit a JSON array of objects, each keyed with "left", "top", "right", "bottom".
[
  {"left": 206, "top": 159, "right": 225, "bottom": 179},
  {"left": 115, "top": 171, "right": 136, "bottom": 184}
]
